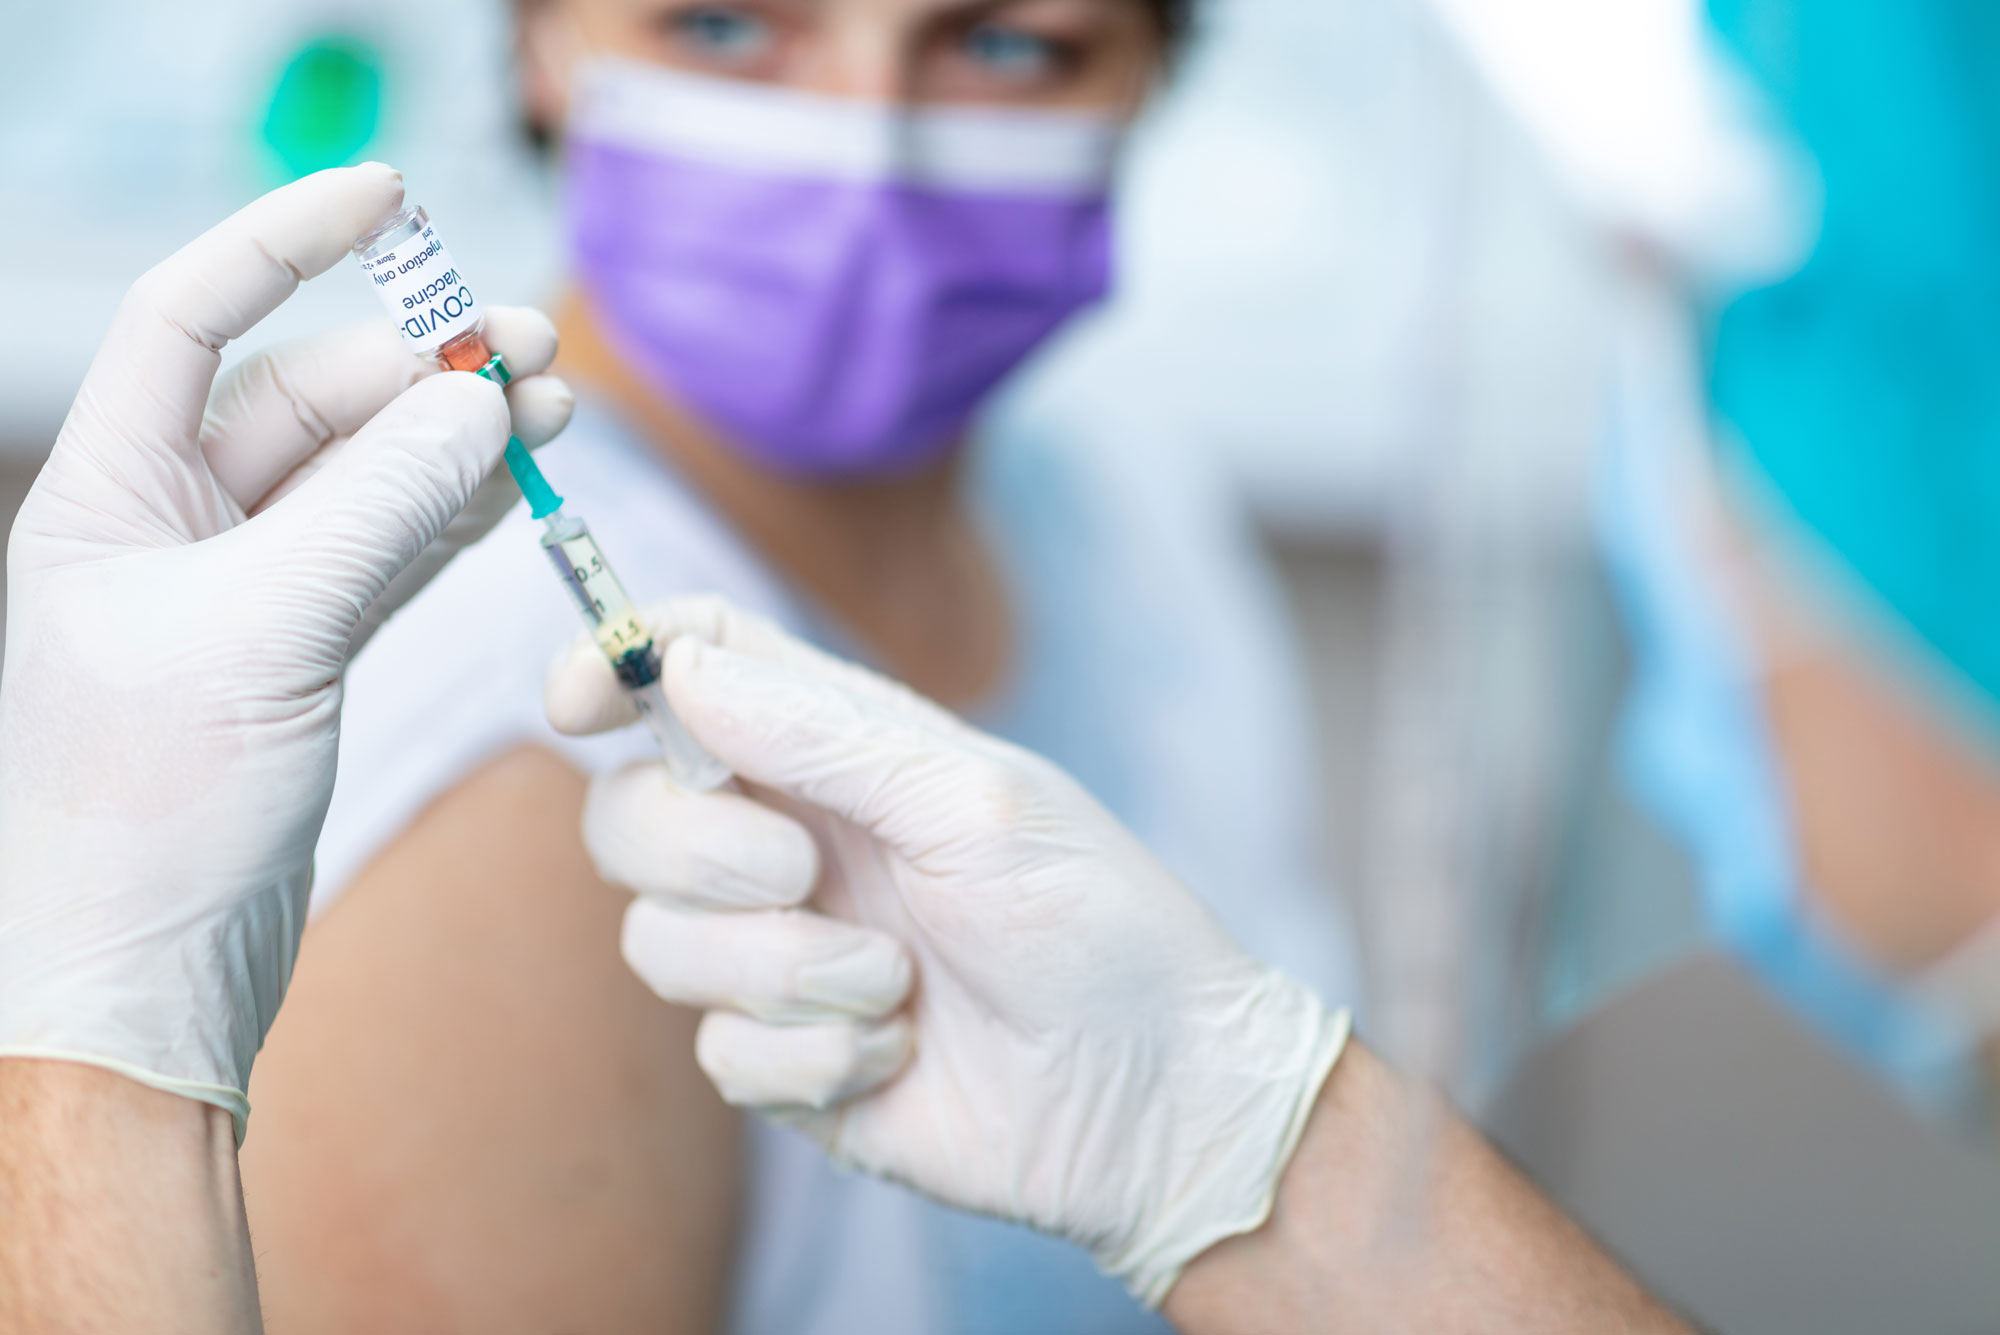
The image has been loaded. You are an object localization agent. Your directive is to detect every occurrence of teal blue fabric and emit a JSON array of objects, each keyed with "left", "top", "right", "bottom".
[
  {"left": 1707, "top": 0, "right": 2000, "bottom": 712},
  {"left": 1591, "top": 0, "right": 1997, "bottom": 1095},
  {"left": 1598, "top": 389, "right": 1966, "bottom": 1084}
]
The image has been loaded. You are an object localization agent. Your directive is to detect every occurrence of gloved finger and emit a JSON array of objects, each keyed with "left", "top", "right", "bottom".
[
  {"left": 655, "top": 634, "right": 1048, "bottom": 856},
  {"left": 244, "top": 371, "right": 509, "bottom": 618},
  {"left": 204, "top": 307, "right": 568, "bottom": 512},
  {"left": 546, "top": 594, "right": 965, "bottom": 740},
  {"left": 696, "top": 1009, "right": 914, "bottom": 1112},
  {"left": 342, "top": 442, "right": 543, "bottom": 655},
  {"left": 374, "top": 373, "right": 571, "bottom": 533},
  {"left": 502, "top": 365, "right": 575, "bottom": 449},
  {"left": 479, "top": 304, "right": 561, "bottom": 379},
  {"left": 73, "top": 164, "right": 405, "bottom": 473},
  {"left": 310, "top": 376, "right": 571, "bottom": 656},
  {"left": 203, "top": 321, "right": 419, "bottom": 508},
  {"left": 623, "top": 900, "right": 913, "bottom": 1023},
  {"left": 546, "top": 628, "right": 644, "bottom": 733},
  {"left": 544, "top": 594, "right": 794, "bottom": 735},
  {"left": 246, "top": 372, "right": 573, "bottom": 521},
  {"left": 441, "top": 378, "right": 577, "bottom": 523},
  {"left": 585, "top": 761, "right": 818, "bottom": 908}
]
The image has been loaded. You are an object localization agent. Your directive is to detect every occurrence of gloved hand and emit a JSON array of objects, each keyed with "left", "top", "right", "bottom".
[
  {"left": 547, "top": 597, "right": 1351, "bottom": 1307},
  {"left": 0, "top": 164, "right": 573, "bottom": 1137}
]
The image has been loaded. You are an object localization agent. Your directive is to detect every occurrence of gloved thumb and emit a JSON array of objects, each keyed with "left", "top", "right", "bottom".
[
  {"left": 238, "top": 371, "right": 509, "bottom": 633},
  {"left": 661, "top": 633, "right": 1019, "bottom": 854}
]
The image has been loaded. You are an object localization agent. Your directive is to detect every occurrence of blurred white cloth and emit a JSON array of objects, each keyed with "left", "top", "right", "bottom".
[
  {"left": 315, "top": 392, "right": 1358, "bottom": 1334},
  {"left": 1425, "top": 0, "right": 1818, "bottom": 281}
]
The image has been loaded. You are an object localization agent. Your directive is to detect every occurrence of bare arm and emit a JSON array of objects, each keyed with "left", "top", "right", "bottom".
[
  {"left": 1166, "top": 1043, "right": 1689, "bottom": 1335},
  {"left": 0, "top": 1060, "right": 261, "bottom": 1334},
  {"left": 240, "top": 745, "right": 739, "bottom": 1333}
]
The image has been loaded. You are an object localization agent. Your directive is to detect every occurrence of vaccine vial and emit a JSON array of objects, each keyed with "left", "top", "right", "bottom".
[{"left": 352, "top": 205, "right": 494, "bottom": 373}]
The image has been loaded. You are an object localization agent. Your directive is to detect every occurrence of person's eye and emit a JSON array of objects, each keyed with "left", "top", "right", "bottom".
[
  {"left": 666, "top": 5, "right": 776, "bottom": 66},
  {"left": 960, "top": 24, "right": 1072, "bottom": 81}
]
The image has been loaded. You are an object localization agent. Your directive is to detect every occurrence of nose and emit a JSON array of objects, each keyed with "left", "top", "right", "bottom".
[{"left": 796, "top": 10, "right": 917, "bottom": 104}]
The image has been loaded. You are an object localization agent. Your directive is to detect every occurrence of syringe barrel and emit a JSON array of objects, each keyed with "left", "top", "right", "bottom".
[
  {"left": 540, "top": 513, "right": 730, "bottom": 791},
  {"left": 540, "top": 511, "right": 654, "bottom": 675}
]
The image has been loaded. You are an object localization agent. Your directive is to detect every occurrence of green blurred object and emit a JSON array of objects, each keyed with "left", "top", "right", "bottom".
[{"left": 263, "top": 37, "right": 384, "bottom": 180}]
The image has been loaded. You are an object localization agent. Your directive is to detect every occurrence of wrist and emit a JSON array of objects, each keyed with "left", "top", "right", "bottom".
[
  {"left": 1096, "top": 965, "right": 1352, "bottom": 1307},
  {"left": 1161, "top": 1038, "right": 1384, "bottom": 1326},
  {"left": 0, "top": 1058, "right": 259, "bottom": 1332},
  {"left": 0, "top": 1055, "right": 239, "bottom": 1156}
]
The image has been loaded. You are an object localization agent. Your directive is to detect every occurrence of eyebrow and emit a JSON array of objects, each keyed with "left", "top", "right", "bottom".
[
  {"left": 717, "top": 0, "right": 1128, "bottom": 31},
  {"left": 916, "top": 0, "right": 1127, "bottom": 28},
  {"left": 743, "top": 0, "right": 1123, "bottom": 20}
]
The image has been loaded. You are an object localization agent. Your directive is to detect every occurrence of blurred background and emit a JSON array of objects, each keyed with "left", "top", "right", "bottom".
[{"left": 3, "top": 0, "right": 1996, "bottom": 1329}]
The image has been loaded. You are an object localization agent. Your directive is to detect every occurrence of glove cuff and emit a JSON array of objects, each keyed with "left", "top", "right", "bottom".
[
  {"left": 1097, "top": 975, "right": 1353, "bottom": 1308},
  {"left": 0, "top": 866, "right": 309, "bottom": 1146},
  {"left": 0, "top": 1048, "right": 251, "bottom": 1144}
]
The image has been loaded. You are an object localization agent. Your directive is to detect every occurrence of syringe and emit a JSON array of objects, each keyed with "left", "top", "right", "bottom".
[{"left": 352, "top": 204, "right": 731, "bottom": 791}]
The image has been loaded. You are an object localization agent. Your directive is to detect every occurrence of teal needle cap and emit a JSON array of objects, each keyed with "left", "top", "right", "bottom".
[
  {"left": 506, "top": 438, "right": 564, "bottom": 519},
  {"left": 472, "top": 354, "right": 565, "bottom": 519}
]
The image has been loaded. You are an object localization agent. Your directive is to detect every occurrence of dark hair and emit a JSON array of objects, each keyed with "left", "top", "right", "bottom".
[
  {"left": 517, "top": 0, "right": 1194, "bottom": 43},
  {"left": 519, "top": 0, "right": 1193, "bottom": 151},
  {"left": 1146, "top": 0, "right": 1193, "bottom": 46}
]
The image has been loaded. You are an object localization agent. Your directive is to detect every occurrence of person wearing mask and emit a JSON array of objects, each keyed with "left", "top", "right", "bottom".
[{"left": 240, "top": 0, "right": 1355, "bottom": 1331}]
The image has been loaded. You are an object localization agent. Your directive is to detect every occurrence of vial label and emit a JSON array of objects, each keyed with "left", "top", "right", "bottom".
[{"left": 359, "top": 221, "right": 481, "bottom": 354}]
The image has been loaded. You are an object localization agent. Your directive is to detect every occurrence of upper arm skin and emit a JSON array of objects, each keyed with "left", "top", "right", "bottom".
[{"left": 241, "top": 745, "right": 741, "bottom": 1333}]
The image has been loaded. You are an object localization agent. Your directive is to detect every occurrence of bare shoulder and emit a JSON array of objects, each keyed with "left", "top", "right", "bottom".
[{"left": 244, "top": 744, "right": 740, "bottom": 1334}]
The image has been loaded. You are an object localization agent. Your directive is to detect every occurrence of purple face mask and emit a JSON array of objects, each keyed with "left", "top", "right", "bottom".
[{"left": 565, "top": 60, "right": 1119, "bottom": 478}]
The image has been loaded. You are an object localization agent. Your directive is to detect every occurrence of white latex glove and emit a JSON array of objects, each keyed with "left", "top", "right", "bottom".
[
  {"left": 547, "top": 596, "right": 1351, "bottom": 1307},
  {"left": 0, "top": 164, "right": 573, "bottom": 1137}
]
